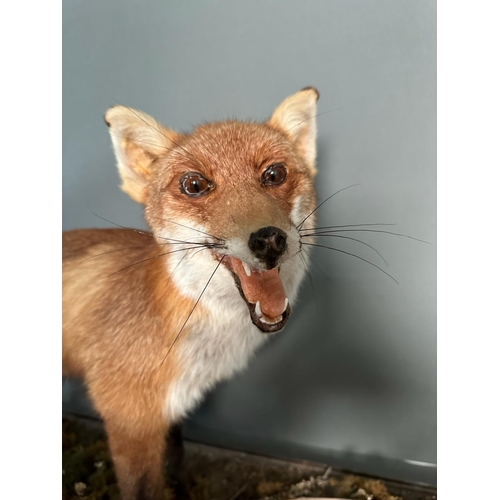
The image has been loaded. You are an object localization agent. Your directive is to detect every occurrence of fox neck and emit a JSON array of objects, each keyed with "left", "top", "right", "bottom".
[{"left": 160, "top": 227, "right": 311, "bottom": 423}]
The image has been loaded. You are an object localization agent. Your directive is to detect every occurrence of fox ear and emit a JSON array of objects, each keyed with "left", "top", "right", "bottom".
[
  {"left": 104, "top": 105, "right": 178, "bottom": 204},
  {"left": 268, "top": 87, "right": 319, "bottom": 174}
]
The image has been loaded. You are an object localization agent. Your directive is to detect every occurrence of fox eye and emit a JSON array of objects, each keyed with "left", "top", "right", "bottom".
[
  {"left": 179, "top": 172, "right": 213, "bottom": 197},
  {"left": 261, "top": 163, "right": 287, "bottom": 186}
]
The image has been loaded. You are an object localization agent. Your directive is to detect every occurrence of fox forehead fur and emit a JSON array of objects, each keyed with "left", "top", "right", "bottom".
[{"left": 63, "top": 87, "right": 319, "bottom": 500}]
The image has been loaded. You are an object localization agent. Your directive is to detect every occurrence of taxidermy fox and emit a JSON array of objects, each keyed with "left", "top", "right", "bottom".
[{"left": 62, "top": 88, "right": 320, "bottom": 500}]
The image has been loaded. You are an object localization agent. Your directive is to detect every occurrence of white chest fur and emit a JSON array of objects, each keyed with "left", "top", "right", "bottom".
[{"left": 163, "top": 249, "right": 308, "bottom": 423}]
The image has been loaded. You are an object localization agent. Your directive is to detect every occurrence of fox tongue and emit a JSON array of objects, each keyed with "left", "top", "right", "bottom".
[{"left": 230, "top": 257, "right": 287, "bottom": 319}]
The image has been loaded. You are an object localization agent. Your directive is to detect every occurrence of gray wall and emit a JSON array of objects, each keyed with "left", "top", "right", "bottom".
[{"left": 63, "top": 0, "right": 436, "bottom": 485}]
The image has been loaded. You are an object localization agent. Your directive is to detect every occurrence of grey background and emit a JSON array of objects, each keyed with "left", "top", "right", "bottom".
[{"left": 63, "top": 0, "right": 436, "bottom": 485}]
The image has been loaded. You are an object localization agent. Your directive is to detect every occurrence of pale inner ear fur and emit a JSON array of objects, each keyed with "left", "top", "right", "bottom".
[
  {"left": 267, "top": 87, "right": 319, "bottom": 174},
  {"left": 105, "top": 105, "right": 178, "bottom": 204}
]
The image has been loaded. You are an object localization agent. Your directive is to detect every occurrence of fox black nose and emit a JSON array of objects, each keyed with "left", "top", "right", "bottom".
[{"left": 248, "top": 226, "right": 287, "bottom": 268}]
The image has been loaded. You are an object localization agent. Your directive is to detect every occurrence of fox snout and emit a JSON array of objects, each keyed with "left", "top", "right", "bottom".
[{"left": 248, "top": 226, "right": 287, "bottom": 269}]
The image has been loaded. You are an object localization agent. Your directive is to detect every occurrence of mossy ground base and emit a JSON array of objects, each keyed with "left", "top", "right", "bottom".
[{"left": 62, "top": 416, "right": 436, "bottom": 500}]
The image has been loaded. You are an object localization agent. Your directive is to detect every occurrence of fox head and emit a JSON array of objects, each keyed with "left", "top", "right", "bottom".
[{"left": 105, "top": 88, "right": 319, "bottom": 333}]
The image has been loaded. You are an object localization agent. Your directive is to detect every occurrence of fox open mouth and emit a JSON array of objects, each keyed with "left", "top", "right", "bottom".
[{"left": 222, "top": 256, "right": 291, "bottom": 333}]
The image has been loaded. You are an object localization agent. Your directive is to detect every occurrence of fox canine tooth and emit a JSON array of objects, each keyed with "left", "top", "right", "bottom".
[
  {"left": 255, "top": 301, "right": 262, "bottom": 317},
  {"left": 282, "top": 298, "right": 289, "bottom": 314},
  {"left": 242, "top": 261, "right": 252, "bottom": 277}
]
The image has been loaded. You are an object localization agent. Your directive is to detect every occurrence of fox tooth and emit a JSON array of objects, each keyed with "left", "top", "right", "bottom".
[
  {"left": 282, "top": 298, "right": 289, "bottom": 314},
  {"left": 242, "top": 261, "right": 252, "bottom": 277},
  {"left": 255, "top": 301, "right": 262, "bottom": 317},
  {"left": 261, "top": 315, "right": 283, "bottom": 325}
]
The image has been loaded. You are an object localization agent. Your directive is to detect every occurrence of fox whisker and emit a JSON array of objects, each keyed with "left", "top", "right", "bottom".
[
  {"left": 301, "top": 242, "right": 399, "bottom": 284},
  {"left": 152, "top": 215, "right": 225, "bottom": 241},
  {"left": 299, "top": 222, "right": 396, "bottom": 231},
  {"left": 190, "top": 246, "right": 216, "bottom": 259},
  {"left": 79, "top": 244, "right": 157, "bottom": 264},
  {"left": 160, "top": 256, "right": 225, "bottom": 366},
  {"left": 86, "top": 206, "right": 224, "bottom": 246},
  {"left": 298, "top": 251, "right": 318, "bottom": 308},
  {"left": 103, "top": 133, "right": 179, "bottom": 156},
  {"left": 301, "top": 228, "right": 431, "bottom": 244},
  {"left": 282, "top": 109, "right": 337, "bottom": 137},
  {"left": 301, "top": 233, "right": 388, "bottom": 266},
  {"left": 107, "top": 246, "right": 210, "bottom": 278},
  {"left": 297, "top": 183, "right": 363, "bottom": 230}
]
